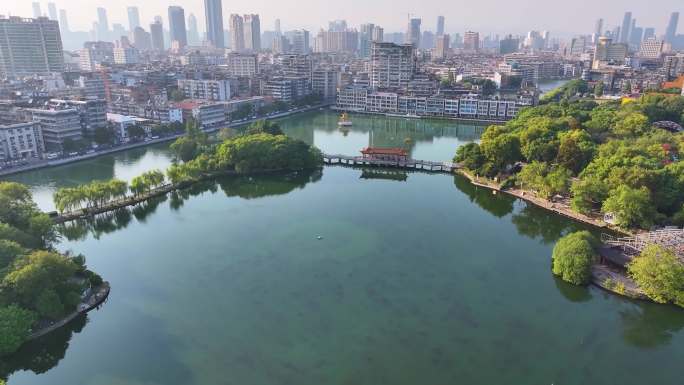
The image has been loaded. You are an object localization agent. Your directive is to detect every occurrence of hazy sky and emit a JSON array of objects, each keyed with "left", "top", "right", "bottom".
[{"left": 2, "top": 0, "right": 682, "bottom": 37}]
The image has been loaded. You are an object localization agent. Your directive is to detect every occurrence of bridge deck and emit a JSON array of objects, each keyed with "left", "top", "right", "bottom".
[{"left": 323, "top": 154, "right": 459, "bottom": 173}]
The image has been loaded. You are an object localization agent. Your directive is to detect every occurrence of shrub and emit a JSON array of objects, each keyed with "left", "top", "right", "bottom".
[
  {"left": 551, "top": 231, "right": 597, "bottom": 285},
  {"left": 628, "top": 245, "right": 684, "bottom": 307}
]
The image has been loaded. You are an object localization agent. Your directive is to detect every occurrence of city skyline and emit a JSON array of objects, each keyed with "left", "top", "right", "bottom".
[{"left": 4, "top": 0, "right": 683, "bottom": 38}]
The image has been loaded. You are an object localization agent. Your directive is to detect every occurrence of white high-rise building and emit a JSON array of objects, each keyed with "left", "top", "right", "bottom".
[
  {"left": 243, "top": 14, "right": 261, "bottom": 52},
  {"left": 127, "top": 7, "right": 141, "bottom": 31},
  {"left": 639, "top": 38, "right": 664, "bottom": 58},
  {"left": 47, "top": 3, "right": 58, "bottom": 21},
  {"left": 32, "top": 2, "right": 41, "bottom": 19},
  {"left": 230, "top": 14, "right": 245, "bottom": 52},
  {"left": 0, "top": 16, "right": 64, "bottom": 77},
  {"left": 371, "top": 41, "right": 415, "bottom": 89},
  {"left": 406, "top": 18, "right": 421, "bottom": 47}
]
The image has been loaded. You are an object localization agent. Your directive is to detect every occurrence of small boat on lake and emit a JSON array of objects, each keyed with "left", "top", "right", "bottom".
[{"left": 338, "top": 113, "right": 353, "bottom": 126}]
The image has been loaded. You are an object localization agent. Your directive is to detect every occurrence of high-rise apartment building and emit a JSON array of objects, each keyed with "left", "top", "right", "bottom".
[
  {"left": 372, "top": 26, "right": 384, "bottom": 42},
  {"left": 436, "top": 16, "right": 445, "bottom": 36},
  {"left": 620, "top": 12, "right": 632, "bottom": 43},
  {"left": 244, "top": 14, "right": 261, "bottom": 52},
  {"left": 168, "top": 6, "right": 188, "bottom": 48},
  {"left": 594, "top": 18, "right": 603, "bottom": 42},
  {"left": 406, "top": 18, "right": 421, "bottom": 47},
  {"left": 204, "top": 0, "right": 225, "bottom": 48},
  {"left": 288, "top": 30, "right": 310, "bottom": 54},
  {"left": 370, "top": 42, "right": 415, "bottom": 90},
  {"left": 47, "top": 3, "right": 58, "bottom": 21},
  {"left": 639, "top": 38, "right": 664, "bottom": 58},
  {"left": 0, "top": 16, "right": 64, "bottom": 77},
  {"left": 97, "top": 7, "right": 109, "bottom": 41},
  {"left": 593, "top": 37, "right": 628, "bottom": 68},
  {"left": 32, "top": 2, "right": 41, "bottom": 19},
  {"left": 229, "top": 14, "right": 245, "bottom": 52},
  {"left": 435, "top": 34, "right": 450, "bottom": 60},
  {"left": 127, "top": 7, "right": 141, "bottom": 31},
  {"left": 665, "top": 12, "right": 680, "bottom": 43},
  {"left": 133, "top": 27, "right": 152, "bottom": 50},
  {"left": 499, "top": 35, "right": 519, "bottom": 54},
  {"left": 59, "top": 9, "right": 69, "bottom": 34},
  {"left": 150, "top": 21, "right": 165, "bottom": 51},
  {"left": 643, "top": 28, "right": 655, "bottom": 41},
  {"left": 187, "top": 13, "right": 200, "bottom": 46},
  {"left": 360, "top": 23, "right": 375, "bottom": 57},
  {"left": 463, "top": 31, "right": 480, "bottom": 51}
]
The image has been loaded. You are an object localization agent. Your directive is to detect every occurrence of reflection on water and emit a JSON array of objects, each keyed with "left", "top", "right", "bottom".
[
  {"left": 58, "top": 170, "right": 323, "bottom": 240},
  {"left": 280, "top": 111, "right": 486, "bottom": 162},
  {"left": 360, "top": 168, "right": 409, "bottom": 182},
  {"left": 2, "top": 114, "right": 684, "bottom": 385},
  {"left": 0, "top": 315, "right": 87, "bottom": 379}
]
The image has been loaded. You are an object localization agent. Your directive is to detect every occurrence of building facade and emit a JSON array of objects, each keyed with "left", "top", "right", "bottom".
[
  {"left": 370, "top": 42, "right": 415, "bottom": 90},
  {"left": 0, "top": 16, "right": 64, "bottom": 77},
  {"left": 178, "top": 79, "right": 232, "bottom": 101}
]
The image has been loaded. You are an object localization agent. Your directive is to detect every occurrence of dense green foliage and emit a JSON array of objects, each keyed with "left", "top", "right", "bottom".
[
  {"left": 170, "top": 119, "right": 208, "bottom": 162},
  {"left": 455, "top": 94, "right": 684, "bottom": 229},
  {"left": 245, "top": 120, "right": 284, "bottom": 136},
  {"left": 0, "top": 182, "right": 101, "bottom": 356},
  {"left": 0, "top": 305, "right": 36, "bottom": 356},
  {"left": 628, "top": 245, "right": 684, "bottom": 307},
  {"left": 54, "top": 179, "right": 128, "bottom": 213},
  {"left": 541, "top": 79, "right": 590, "bottom": 103},
  {"left": 551, "top": 231, "right": 598, "bottom": 285},
  {"left": 130, "top": 170, "right": 166, "bottom": 196}
]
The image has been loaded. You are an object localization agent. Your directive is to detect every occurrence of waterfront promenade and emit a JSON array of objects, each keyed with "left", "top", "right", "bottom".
[{"left": 0, "top": 104, "right": 329, "bottom": 178}]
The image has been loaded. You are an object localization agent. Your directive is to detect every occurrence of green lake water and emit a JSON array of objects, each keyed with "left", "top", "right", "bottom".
[{"left": 1, "top": 111, "right": 683, "bottom": 385}]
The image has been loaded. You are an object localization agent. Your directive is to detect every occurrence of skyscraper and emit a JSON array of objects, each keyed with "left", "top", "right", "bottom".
[
  {"left": 594, "top": 18, "right": 604, "bottom": 36},
  {"left": 0, "top": 16, "right": 64, "bottom": 77},
  {"left": 643, "top": 27, "right": 655, "bottom": 41},
  {"left": 360, "top": 23, "right": 375, "bottom": 57},
  {"left": 665, "top": 12, "right": 679, "bottom": 43},
  {"left": 59, "top": 9, "right": 69, "bottom": 33},
  {"left": 289, "top": 30, "right": 309, "bottom": 54},
  {"left": 204, "top": 0, "right": 225, "bottom": 48},
  {"left": 97, "top": 7, "right": 109, "bottom": 41},
  {"left": 620, "top": 12, "right": 632, "bottom": 43},
  {"left": 150, "top": 21, "right": 165, "bottom": 51},
  {"left": 464, "top": 31, "right": 480, "bottom": 51},
  {"left": 275, "top": 19, "right": 281, "bottom": 36},
  {"left": 133, "top": 27, "right": 152, "bottom": 50},
  {"left": 47, "top": 3, "right": 58, "bottom": 21},
  {"left": 229, "top": 14, "right": 245, "bottom": 52},
  {"left": 168, "top": 6, "right": 188, "bottom": 48},
  {"left": 187, "top": 13, "right": 200, "bottom": 45},
  {"left": 435, "top": 34, "right": 450, "bottom": 59},
  {"left": 127, "top": 7, "right": 141, "bottom": 31},
  {"left": 436, "top": 16, "right": 445, "bottom": 36},
  {"left": 372, "top": 26, "right": 384, "bottom": 42},
  {"left": 32, "top": 2, "right": 41, "bottom": 19},
  {"left": 406, "top": 18, "right": 421, "bottom": 47},
  {"left": 243, "top": 14, "right": 261, "bottom": 51}
]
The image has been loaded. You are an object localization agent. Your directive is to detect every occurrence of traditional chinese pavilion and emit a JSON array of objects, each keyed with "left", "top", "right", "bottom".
[{"left": 360, "top": 147, "right": 409, "bottom": 162}]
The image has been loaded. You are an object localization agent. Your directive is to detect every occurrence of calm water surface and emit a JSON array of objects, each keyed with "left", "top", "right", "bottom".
[{"left": 1, "top": 112, "right": 682, "bottom": 385}]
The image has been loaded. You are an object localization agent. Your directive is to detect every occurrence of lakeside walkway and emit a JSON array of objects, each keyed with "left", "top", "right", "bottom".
[
  {"left": 27, "top": 282, "right": 110, "bottom": 341},
  {"left": 0, "top": 104, "right": 328, "bottom": 178}
]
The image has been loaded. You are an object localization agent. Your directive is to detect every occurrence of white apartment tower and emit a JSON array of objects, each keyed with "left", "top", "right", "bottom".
[{"left": 371, "top": 42, "right": 415, "bottom": 90}]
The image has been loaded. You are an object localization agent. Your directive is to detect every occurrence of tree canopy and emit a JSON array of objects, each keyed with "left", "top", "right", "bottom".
[
  {"left": 628, "top": 245, "right": 684, "bottom": 307},
  {"left": 455, "top": 94, "right": 684, "bottom": 230},
  {"left": 551, "top": 231, "right": 597, "bottom": 285}
]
